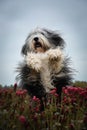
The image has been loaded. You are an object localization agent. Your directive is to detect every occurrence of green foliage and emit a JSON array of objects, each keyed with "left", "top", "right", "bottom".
[
  {"left": 0, "top": 85, "right": 87, "bottom": 130},
  {"left": 73, "top": 81, "right": 87, "bottom": 88},
  {"left": 0, "top": 84, "right": 3, "bottom": 88}
]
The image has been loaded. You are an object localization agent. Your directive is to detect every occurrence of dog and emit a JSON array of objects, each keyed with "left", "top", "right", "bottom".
[{"left": 16, "top": 28, "right": 73, "bottom": 98}]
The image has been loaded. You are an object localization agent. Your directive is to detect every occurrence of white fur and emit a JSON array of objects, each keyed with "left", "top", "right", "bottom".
[
  {"left": 26, "top": 32, "right": 52, "bottom": 52},
  {"left": 25, "top": 52, "right": 42, "bottom": 72},
  {"left": 25, "top": 47, "right": 64, "bottom": 92}
]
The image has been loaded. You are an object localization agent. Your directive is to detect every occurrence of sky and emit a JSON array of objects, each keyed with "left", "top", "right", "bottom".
[{"left": 0, "top": 0, "right": 87, "bottom": 86}]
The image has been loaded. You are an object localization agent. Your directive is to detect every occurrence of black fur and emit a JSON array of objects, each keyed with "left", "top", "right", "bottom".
[
  {"left": 16, "top": 58, "right": 73, "bottom": 98},
  {"left": 21, "top": 28, "right": 65, "bottom": 56},
  {"left": 43, "top": 29, "right": 65, "bottom": 48},
  {"left": 16, "top": 28, "right": 73, "bottom": 99}
]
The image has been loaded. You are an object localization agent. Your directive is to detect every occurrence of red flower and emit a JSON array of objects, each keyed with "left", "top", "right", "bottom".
[
  {"left": 33, "top": 96, "right": 40, "bottom": 102},
  {"left": 54, "top": 93, "right": 58, "bottom": 97},
  {"left": 20, "top": 105, "right": 24, "bottom": 112},
  {"left": 50, "top": 88, "right": 57, "bottom": 94},
  {"left": 69, "top": 123, "right": 75, "bottom": 130},
  {"left": 16, "top": 90, "right": 22, "bottom": 96},
  {"left": 62, "top": 87, "right": 68, "bottom": 94},
  {"left": 19, "top": 115, "right": 26, "bottom": 124},
  {"left": 23, "top": 89, "right": 27, "bottom": 94},
  {"left": 16, "top": 89, "right": 27, "bottom": 96}
]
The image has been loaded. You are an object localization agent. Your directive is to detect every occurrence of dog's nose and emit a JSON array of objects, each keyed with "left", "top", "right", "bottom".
[{"left": 34, "top": 37, "right": 39, "bottom": 42}]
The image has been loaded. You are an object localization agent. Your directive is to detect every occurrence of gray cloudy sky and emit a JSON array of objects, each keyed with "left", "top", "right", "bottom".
[{"left": 0, "top": 0, "right": 87, "bottom": 85}]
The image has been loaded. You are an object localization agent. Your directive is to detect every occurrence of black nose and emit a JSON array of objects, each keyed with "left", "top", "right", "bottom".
[{"left": 34, "top": 37, "right": 39, "bottom": 41}]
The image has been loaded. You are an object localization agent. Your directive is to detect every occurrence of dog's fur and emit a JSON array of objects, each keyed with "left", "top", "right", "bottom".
[{"left": 16, "top": 28, "right": 73, "bottom": 98}]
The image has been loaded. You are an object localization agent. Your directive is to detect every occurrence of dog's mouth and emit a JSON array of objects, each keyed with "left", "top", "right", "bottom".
[
  {"left": 34, "top": 42, "right": 42, "bottom": 49},
  {"left": 34, "top": 42, "right": 46, "bottom": 53}
]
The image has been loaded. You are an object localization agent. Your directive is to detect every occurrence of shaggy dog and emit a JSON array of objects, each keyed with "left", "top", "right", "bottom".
[{"left": 16, "top": 28, "right": 72, "bottom": 98}]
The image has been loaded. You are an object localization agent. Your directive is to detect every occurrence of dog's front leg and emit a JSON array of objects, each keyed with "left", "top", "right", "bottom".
[
  {"left": 40, "top": 67, "right": 55, "bottom": 92},
  {"left": 46, "top": 47, "right": 64, "bottom": 75},
  {"left": 40, "top": 56, "right": 55, "bottom": 93},
  {"left": 46, "top": 47, "right": 64, "bottom": 61},
  {"left": 25, "top": 52, "right": 42, "bottom": 72}
]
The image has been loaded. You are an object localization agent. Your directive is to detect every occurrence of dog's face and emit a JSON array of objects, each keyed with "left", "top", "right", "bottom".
[{"left": 21, "top": 28, "right": 65, "bottom": 55}]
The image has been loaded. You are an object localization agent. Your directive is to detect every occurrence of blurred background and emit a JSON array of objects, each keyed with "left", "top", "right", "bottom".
[{"left": 0, "top": 0, "right": 87, "bottom": 86}]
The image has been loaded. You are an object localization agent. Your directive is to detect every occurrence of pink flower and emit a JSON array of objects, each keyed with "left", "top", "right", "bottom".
[
  {"left": 33, "top": 114, "right": 38, "bottom": 121},
  {"left": 34, "top": 107, "right": 40, "bottom": 112},
  {"left": 20, "top": 105, "right": 24, "bottom": 112},
  {"left": 50, "top": 88, "right": 57, "bottom": 94},
  {"left": 54, "top": 93, "right": 58, "bottom": 97},
  {"left": 69, "top": 123, "right": 75, "bottom": 130},
  {"left": 32, "top": 96, "right": 40, "bottom": 102},
  {"left": 19, "top": 115, "right": 26, "bottom": 124},
  {"left": 16, "top": 89, "right": 27, "bottom": 96},
  {"left": 62, "top": 87, "right": 68, "bottom": 94},
  {"left": 23, "top": 89, "right": 27, "bottom": 94},
  {"left": 16, "top": 90, "right": 22, "bottom": 96}
]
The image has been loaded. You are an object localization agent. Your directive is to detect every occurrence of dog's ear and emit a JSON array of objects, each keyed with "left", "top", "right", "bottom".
[
  {"left": 51, "top": 33, "right": 65, "bottom": 48},
  {"left": 21, "top": 44, "right": 28, "bottom": 55},
  {"left": 44, "top": 29, "right": 65, "bottom": 48}
]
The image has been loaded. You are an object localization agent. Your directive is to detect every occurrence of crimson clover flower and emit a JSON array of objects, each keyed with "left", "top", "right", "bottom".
[
  {"left": 16, "top": 89, "right": 27, "bottom": 96},
  {"left": 50, "top": 88, "right": 57, "bottom": 94},
  {"left": 62, "top": 87, "right": 68, "bottom": 94},
  {"left": 32, "top": 96, "right": 40, "bottom": 102},
  {"left": 19, "top": 115, "right": 26, "bottom": 124}
]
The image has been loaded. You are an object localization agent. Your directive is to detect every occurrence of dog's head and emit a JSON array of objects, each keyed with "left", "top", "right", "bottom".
[{"left": 21, "top": 28, "right": 65, "bottom": 55}]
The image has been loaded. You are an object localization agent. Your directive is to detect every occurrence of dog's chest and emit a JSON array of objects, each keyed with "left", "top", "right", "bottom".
[{"left": 48, "top": 60, "right": 59, "bottom": 73}]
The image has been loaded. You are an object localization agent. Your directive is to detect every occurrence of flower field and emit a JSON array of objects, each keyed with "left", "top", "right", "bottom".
[{"left": 0, "top": 84, "right": 87, "bottom": 130}]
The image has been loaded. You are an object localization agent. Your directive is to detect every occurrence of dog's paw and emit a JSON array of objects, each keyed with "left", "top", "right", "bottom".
[
  {"left": 25, "top": 53, "right": 42, "bottom": 72},
  {"left": 46, "top": 48, "right": 63, "bottom": 60}
]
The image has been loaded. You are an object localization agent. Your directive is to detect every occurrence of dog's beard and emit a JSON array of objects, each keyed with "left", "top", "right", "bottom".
[
  {"left": 34, "top": 41, "right": 46, "bottom": 53},
  {"left": 28, "top": 33, "right": 51, "bottom": 53}
]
